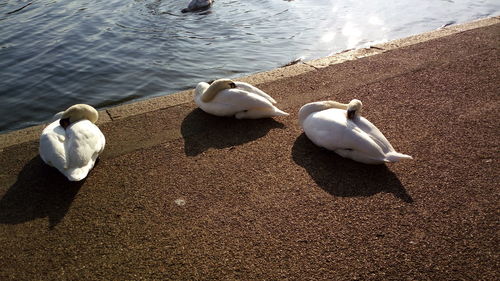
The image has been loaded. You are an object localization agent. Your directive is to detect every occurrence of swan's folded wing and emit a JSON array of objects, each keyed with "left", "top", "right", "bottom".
[
  {"left": 39, "top": 123, "right": 67, "bottom": 169},
  {"left": 342, "top": 124, "right": 387, "bottom": 160},
  {"left": 234, "top": 82, "right": 277, "bottom": 104},
  {"left": 66, "top": 121, "right": 105, "bottom": 169},
  {"left": 216, "top": 88, "right": 276, "bottom": 110},
  {"left": 355, "top": 117, "right": 395, "bottom": 153}
]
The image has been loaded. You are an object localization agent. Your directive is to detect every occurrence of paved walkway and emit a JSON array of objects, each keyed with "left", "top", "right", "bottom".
[{"left": 0, "top": 18, "right": 499, "bottom": 280}]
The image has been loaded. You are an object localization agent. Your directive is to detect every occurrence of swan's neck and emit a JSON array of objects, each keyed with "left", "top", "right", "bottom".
[
  {"left": 198, "top": 82, "right": 227, "bottom": 102},
  {"left": 347, "top": 108, "right": 361, "bottom": 119},
  {"left": 195, "top": 82, "right": 210, "bottom": 100},
  {"left": 61, "top": 104, "right": 99, "bottom": 124},
  {"left": 298, "top": 101, "right": 348, "bottom": 127}
]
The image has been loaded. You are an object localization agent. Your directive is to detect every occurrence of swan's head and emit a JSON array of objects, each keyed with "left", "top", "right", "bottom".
[
  {"left": 198, "top": 79, "right": 237, "bottom": 102},
  {"left": 210, "top": 79, "right": 237, "bottom": 90},
  {"left": 59, "top": 104, "right": 99, "bottom": 129},
  {"left": 347, "top": 99, "right": 362, "bottom": 119}
]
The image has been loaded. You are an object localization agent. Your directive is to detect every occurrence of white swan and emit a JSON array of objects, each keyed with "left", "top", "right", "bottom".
[
  {"left": 299, "top": 99, "right": 412, "bottom": 164},
  {"left": 182, "top": 0, "right": 213, "bottom": 13},
  {"left": 194, "top": 79, "right": 289, "bottom": 119},
  {"left": 39, "top": 104, "right": 106, "bottom": 181}
]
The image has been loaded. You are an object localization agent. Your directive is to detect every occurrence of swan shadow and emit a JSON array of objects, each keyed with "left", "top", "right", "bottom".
[
  {"left": 292, "top": 134, "right": 413, "bottom": 203},
  {"left": 181, "top": 108, "right": 285, "bottom": 156},
  {"left": 0, "top": 156, "right": 86, "bottom": 229}
]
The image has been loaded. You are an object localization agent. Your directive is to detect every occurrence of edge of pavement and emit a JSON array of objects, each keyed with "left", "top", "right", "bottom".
[{"left": 1, "top": 16, "right": 499, "bottom": 150}]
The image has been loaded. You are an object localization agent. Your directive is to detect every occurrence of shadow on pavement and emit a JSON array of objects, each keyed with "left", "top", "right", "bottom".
[
  {"left": 292, "top": 134, "right": 413, "bottom": 203},
  {"left": 0, "top": 156, "right": 85, "bottom": 229},
  {"left": 181, "top": 108, "right": 285, "bottom": 156}
]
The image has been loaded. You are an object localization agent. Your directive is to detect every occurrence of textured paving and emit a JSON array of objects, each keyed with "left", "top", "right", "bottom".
[{"left": 0, "top": 22, "right": 499, "bottom": 280}]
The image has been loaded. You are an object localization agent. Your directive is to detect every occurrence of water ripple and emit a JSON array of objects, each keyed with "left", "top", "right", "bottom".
[{"left": 0, "top": 0, "right": 499, "bottom": 132}]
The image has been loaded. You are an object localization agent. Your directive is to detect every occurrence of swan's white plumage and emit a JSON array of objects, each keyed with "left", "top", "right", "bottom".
[
  {"left": 299, "top": 100, "right": 412, "bottom": 164},
  {"left": 39, "top": 105, "right": 105, "bottom": 181},
  {"left": 233, "top": 82, "right": 277, "bottom": 104},
  {"left": 194, "top": 80, "right": 288, "bottom": 119}
]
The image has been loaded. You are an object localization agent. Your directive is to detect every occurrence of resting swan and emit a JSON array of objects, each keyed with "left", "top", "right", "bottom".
[
  {"left": 39, "top": 104, "right": 106, "bottom": 181},
  {"left": 299, "top": 99, "right": 412, "bottom": 164},
  {"left": 194, "top": 79, "right": 289, "bottom": 119},
  {"left": 182, "top": 0, "right": 213, "bottom": 13}
]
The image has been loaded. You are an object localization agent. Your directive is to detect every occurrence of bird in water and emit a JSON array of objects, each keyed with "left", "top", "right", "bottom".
[{"left": 182, "top": 0, "right": 214, "bottom": 13}]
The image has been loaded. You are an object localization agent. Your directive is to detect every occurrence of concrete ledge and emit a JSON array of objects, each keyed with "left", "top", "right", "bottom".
[
  {"left": 0, "top": 124, "right": 44, "bottom": 151},
  {"left": 105, "top": 90, "right": 194, "bottom": 121},
  {"left": 0, "top": 16, "right": 498, "bottom": 150}
]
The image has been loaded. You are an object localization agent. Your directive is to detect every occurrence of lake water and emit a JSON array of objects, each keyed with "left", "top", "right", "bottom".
[{"left": 1, "top": 0, "right": 499, "bottom": 133}]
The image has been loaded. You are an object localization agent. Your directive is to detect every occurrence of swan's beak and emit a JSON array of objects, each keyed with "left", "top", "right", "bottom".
[
  {"left": 60, "top": 118, "right": 70, "bottom": 129},
  {"left": 347, "top": 109, "right": 355, "bottom": 119},
  {"left": 229, "top": 82, "right": 236, "bottom": 88}
]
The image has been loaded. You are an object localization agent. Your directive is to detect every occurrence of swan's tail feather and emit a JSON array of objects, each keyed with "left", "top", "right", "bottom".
[
  {"left": 65, "top": 160, "right": 97, "bottom": 181},
  {"left": 65, "top": 167, "right": 90, "bottom": 181},
  {"left": 385, "top": 151, "right": 413, "bottom": 163},
  {"left": 273, "top": 108, "right": 289, "bottom": 116}
]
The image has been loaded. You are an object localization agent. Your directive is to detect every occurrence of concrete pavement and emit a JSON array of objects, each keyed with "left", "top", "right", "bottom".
[{"left": 0, "top": 17, "right": 499, "bottom": 280}]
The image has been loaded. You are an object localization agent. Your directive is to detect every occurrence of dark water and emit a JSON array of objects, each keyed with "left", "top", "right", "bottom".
[{"left": 1, "top": 0, "right": 498, "bottom": 133}]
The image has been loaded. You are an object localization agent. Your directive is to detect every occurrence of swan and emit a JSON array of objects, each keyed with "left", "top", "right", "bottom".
[
  {"left": 182, "top": 0, "right": 213, "bottom": 13},
  {"left": 39, "top": 104, "right": 106, "bottom": 181},
  {"left": 194, "top": 79, "right": 289, "bottom": 119},
  {"left": 299, "top": 99, "right": 412, "bottom": 164}
]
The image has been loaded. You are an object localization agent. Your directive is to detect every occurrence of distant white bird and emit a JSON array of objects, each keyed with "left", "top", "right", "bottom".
[
  {"left": 299, "top": 99, "right": 412, "bottom": 164},
  {"left": 39, "top": 104, "right": 106, "bottom": 181},
  {"left": 182, "top": 0, "right": 214, "bottom": 13},
  {"left": 194, "top": 79, "right": 289, "bottom": 119}
]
